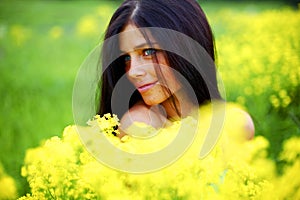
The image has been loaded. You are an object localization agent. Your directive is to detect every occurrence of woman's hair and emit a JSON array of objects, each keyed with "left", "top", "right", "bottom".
[{"left": 97, "top": 0, "right": 222, "bottom": 117}]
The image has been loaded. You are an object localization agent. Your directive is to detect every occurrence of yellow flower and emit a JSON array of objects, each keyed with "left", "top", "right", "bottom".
[
  {"left": 49, "top": 26, "right": 63, "bottom": 39},
  {"left": 0, "top": 164, "right": 17, "bottom": 200},
  {"left": 9, "top": 24, "right": 31, "bottom": 46},
  {"left": 76, "top": 15, "right": 99, "bottom": 37},
  {"left": 269, "top": 95, "right": 280, "bottom": 108}
]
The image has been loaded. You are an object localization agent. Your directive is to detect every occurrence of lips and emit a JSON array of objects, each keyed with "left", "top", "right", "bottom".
[{"left": 136, "top": 81, "right": 158, "bottom": 93}]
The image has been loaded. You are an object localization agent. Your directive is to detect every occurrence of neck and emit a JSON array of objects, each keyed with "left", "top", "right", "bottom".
[{"left": 161, "top": 89, "right": 196, "bottom": 121}]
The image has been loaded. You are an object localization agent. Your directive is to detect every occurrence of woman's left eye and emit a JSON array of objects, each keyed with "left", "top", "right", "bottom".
[{"left": 143, "top": 48, "right": 156, "bottom": 56}]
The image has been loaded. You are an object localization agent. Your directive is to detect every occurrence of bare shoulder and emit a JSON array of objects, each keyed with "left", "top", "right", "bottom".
[
  {"left": 243, "top": 111, "right": 255, "bottom": 139},
  {"left": 120, "top": 101, "right": 169, "bottom": 132},
  {"left": 229, "top": 106, "right": 255, "bottom": 140}
]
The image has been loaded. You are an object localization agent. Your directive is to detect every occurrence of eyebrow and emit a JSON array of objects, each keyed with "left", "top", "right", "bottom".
[{"left": 134, "top": 42, "right": 158, "bottom": 49}]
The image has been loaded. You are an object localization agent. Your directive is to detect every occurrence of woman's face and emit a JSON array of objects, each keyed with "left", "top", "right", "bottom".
[{"left": 119, "top": 24, "right": 181, "bottom": 106}]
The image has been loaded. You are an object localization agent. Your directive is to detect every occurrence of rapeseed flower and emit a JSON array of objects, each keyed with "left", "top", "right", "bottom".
[
  {"left": 49, "top": 26, "right": 63, "bottom": 39},
  {"left": 215, "top": 8, "right": 300, "bottom": 111},
  {"left": 0, "top": 163, "right": 17, "bottom": 200},
  {"left": 9, "top": 24, "right": 31, "bottom": 46},
  {"left": 20, "top": 102, "right": 279, "bottom": 199},
  {"left": 76, "top": 15, "right": 99, "bottom": 37}
]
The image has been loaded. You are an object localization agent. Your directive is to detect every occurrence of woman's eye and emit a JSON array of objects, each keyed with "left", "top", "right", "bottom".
[
  {"left": 123, "top": 55, "right": 131, "bottom": 62},
  {"left": 143, "top": 48, "right": 156, "bottom": 56}
]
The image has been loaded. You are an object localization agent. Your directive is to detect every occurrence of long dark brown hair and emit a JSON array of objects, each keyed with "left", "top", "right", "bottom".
[{"left": 97, "top": 0, "right": 222, "bottom": 117}]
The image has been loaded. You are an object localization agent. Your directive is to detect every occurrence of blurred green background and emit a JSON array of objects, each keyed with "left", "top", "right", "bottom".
[{"left": 0, "top": 0, "right": 299, "bottom": 198}]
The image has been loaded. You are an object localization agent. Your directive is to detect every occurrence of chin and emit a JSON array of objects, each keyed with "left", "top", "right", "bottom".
[
  {"left": 142, "top": 96, "right": 166, "bottom": 106},
  {"left": 140, "top": 87, "right": 172, "bottom": 106}
]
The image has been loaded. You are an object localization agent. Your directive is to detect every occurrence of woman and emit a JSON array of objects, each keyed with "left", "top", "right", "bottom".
[{"left": 97, "top": 0, "right": 254, "bottom": 138}]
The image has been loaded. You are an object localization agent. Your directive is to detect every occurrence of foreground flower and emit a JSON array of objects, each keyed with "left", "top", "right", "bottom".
[{"left": 19, "top": 102, "right": 287, "bottom": 199}]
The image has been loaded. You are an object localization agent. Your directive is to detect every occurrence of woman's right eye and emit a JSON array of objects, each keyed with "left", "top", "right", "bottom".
[
  {"left": 143, "top": 48, "right": 156, "bottom": 57},
  {"left": 122, "top": 55, "right": 131, "bottom": 70},
  {"left": 123, "top": 55, "right": 131, "bottom": 62}
]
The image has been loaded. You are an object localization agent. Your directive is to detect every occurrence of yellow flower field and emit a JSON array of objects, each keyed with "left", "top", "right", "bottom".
[
  {"left": 0, "top": 1, "right": 299, "bottom": 199},
  {"left": 18, "top": 105, "right": 300, "bottom": 199}
]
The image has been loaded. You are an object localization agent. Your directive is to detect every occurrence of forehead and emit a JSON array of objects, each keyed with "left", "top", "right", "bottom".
[{"left": 119, "top": 24, "right": 156, "bottom": 53}]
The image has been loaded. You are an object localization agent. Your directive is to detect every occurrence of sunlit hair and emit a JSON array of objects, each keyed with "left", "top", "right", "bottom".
[{"left": 97, "top": 0, "right": 222, "bottom": 117}]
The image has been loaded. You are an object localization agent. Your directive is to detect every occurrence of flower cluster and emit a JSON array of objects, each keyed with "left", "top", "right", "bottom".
[
  {"left": 88, "top": 113, "right": 120, "bottom": 137},
  {"left": 214, "top": 8, "right": 300, "bottom": 111},
  {"left": 19, "top": 103, "right": 300, "bottom": 199},
  {"left": 0, "top": 163, "right": 17, "bottom": 200}
]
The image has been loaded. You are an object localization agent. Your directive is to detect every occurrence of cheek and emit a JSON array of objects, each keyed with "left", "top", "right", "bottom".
[
  {"left": 160, "top": 67, "right": 182, "bottom": 92},
  {"left": 156, "top": 54, "right": 181, "bottom": 90}
]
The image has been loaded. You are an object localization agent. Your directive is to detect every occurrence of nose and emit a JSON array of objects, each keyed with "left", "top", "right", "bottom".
[{"left": 126, "top": 55, "right": 146, "bottom": 79}]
